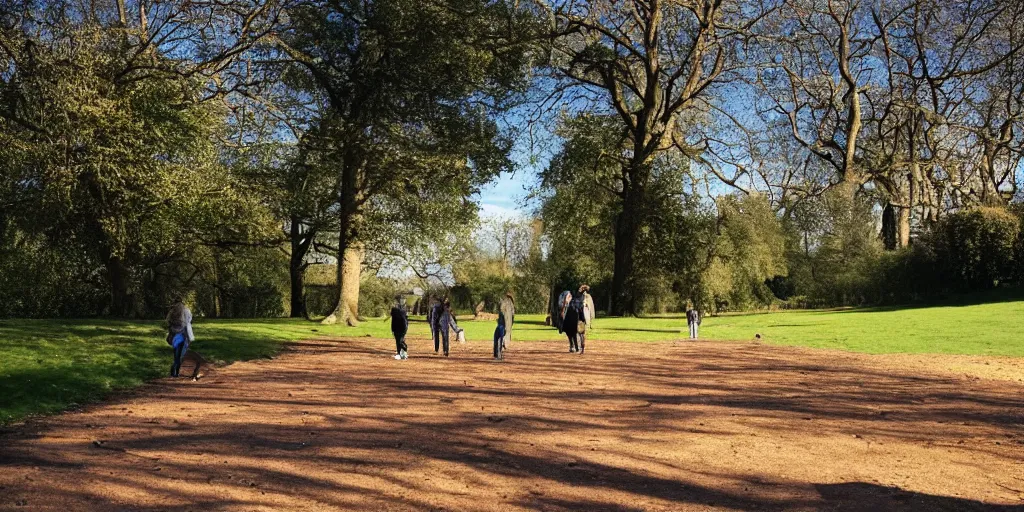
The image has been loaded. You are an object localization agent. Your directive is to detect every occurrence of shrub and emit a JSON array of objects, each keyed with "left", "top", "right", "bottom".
[{"left": 935, "top": 207, "right": 1019, "bottom": 291}]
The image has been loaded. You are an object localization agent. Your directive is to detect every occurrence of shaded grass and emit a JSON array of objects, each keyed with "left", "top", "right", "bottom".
[{"left": 2, "top": 298, "right": 1022, "bottom": 425}]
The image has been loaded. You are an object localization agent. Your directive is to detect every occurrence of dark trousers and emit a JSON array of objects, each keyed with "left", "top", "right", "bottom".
[
  {"left": 171, "top": 342, "right": 188, "bottom": 377},
  {"left": 566, "top": 331, "right": 578, "bottom": 352},
  {"left": 440, "top": 331, "right": 450, "bottom": 355},
  {"left": 433, "top": 325, "right": 441, "bottom": 352},
  {"left": 395, "top": 334, "right": 407, "bottom": 354},
  {"left": 493, "top": 333, "right": 504, "bottom": 359}
]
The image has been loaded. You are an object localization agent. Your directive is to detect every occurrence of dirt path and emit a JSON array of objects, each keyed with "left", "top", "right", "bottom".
[{"left": 1, "top": 337, "right": 1022, "bottom": 511}]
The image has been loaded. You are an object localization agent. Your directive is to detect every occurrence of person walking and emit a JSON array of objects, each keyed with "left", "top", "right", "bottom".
[
  {"left": 493, "top": 312, "right": 507, "bottom": 360},
  {"left": 166, "top": 299, "right": 195, "bottom": 378},
  {"left": 556, "top": 290, "right": 572, "bottom": 334},
  {"left": 429, "top": 297, "right": 445, "bottom": 354},
  {"left": 563, "top": 297, "right": 582, "bottom": 353},
  {"left": 497, "top": 292, "right": 515, "bottom": 357},
  {"left": 438, "top": 299, "right": 461, "bottom": 357},
  {"left": 686, "top": 303, "right": 700, "bottom": 340},
  {"left": 579, "top": 285, "right": 594, "bottom": 329},
  {"left": 391, "top": 296, "right": 409, "bottom": 360}
]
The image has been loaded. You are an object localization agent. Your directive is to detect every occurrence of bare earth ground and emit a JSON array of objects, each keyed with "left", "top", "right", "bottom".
[{"left": 2, "top": 336, "right": 1023, "bottom": 511}]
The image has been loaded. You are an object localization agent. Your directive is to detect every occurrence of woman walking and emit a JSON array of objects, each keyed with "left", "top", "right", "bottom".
[{"left": 166, "top": 299, "right": 195, "bottom": 378}]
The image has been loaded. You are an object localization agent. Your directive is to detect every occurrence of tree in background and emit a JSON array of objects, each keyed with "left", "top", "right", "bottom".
[
  {"left": 274, "top": 0, "right": 540, "bottom": 325},
  {"left": 0, "top": 0, "right": 281, "bottom": 316},
  {"left": 543, "top": 0, "right": 774, "bottom": 315}
]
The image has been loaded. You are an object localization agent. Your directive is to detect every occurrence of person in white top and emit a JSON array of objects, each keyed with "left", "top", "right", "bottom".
[{"left": 166, "top": 299, "right": 196, "bottom": 378}]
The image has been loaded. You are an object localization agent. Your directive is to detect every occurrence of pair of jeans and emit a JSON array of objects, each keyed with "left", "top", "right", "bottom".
[
  {"left": 689, "top": 323, "right": 698, "bottom": 339},
  {"left": 170, "top": 334, "right": 188, "bottom": 377},
  {"left": 395, "top": 334, "right": 407, "bottom": 355},
  {"left": 493, "top": 327, "right": 505, "bottom": 359}
]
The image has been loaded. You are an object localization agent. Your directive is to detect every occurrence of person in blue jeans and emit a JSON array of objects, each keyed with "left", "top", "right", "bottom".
[
  {"left": 166, "top": 300, "right": 195, "bottom": 378},
  {"left": 493, "top": 312, "right": 507, "bottom": 360}
]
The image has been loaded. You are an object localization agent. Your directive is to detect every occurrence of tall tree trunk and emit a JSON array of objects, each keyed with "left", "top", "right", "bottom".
[
  {"left": 610, "top": 169, "right": 647, "bottom": 316},
  {"left": 212, "top": 252, "right": 222, "bottom": 318},
  {"left": 881, "top": 203, "right": 897, "bottom": 250},
  {"left": 322, "top": 158, "right": 364, "bottom": 327},
  {"left": 897, "top": 205, "right": 911, "bottom": 248},
  {"left": 289, "top": 217, "right": 314, "bottom": 318},
  {"left": 105, "top": 256, "right": 131, "bottom": 317}
]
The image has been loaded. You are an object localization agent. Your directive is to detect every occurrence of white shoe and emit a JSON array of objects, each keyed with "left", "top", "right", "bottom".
[
  {"left": 401, "top": 351, "right": 408, "bottom": 360},
  {"left": 394, "top": 354, "right": 402, "bottom": 360}
]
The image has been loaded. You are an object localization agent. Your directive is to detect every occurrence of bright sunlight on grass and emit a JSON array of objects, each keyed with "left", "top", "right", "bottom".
[{"left": 2, "top": 298, "right": 1022, "bottom": 425}]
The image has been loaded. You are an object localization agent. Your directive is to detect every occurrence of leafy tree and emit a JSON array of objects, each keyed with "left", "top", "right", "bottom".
[
  {"left": 543, "top": 0, "right": 774, "bottom": 315},
  {"left": 0, "top": 1, "right": 280, "bottom": 316},
  {"left": 273, "top": 0, "right": 539, "bottom": 325}
]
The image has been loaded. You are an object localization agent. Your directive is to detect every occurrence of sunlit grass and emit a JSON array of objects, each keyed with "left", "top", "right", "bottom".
[{"left": 2, "top": 299, "right": 1022, "bottom": 424}]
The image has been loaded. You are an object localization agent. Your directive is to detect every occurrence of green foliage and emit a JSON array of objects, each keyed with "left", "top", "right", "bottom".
[
  {"left": 935, "top": 207, "right": 1020, "bottom": 291},
  {"left": 699, "top": 194, "right": 788, "bottom": 312},
  {"left": 357, "top": 275, "right": 402, "bottom": 318},
  {"left": 0, "top": 235, "right": 107, "bottom": 317},
  {"left": 0, "top": 11, "right": 279, "bottom": 317}
]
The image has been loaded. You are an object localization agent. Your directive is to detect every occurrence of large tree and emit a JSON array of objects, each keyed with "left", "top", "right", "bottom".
[
  {"left": 543, "top": 0, "right": 772, "bottom": 315},
  {"left": 0, "top": 0, "right": 280, "bottom": 316},
  {"left": 273, "top": 0, "right": 537, "bottom": 325}
]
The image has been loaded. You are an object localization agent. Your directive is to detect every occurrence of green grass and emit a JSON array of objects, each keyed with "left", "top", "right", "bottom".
[{"left": 2, "top": 299, "right": 1022, "bottom": 425}]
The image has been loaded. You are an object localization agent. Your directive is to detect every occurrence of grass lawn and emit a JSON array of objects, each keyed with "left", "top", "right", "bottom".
[{"left": 1, "top": 298, "right": 1022, "bottom": 425}]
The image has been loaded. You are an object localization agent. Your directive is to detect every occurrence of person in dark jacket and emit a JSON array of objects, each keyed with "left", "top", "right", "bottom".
[
  {"left": 563, "top": 298, "right": 582, "bottom": 353},
  {"left": 686, "top": 303, "right": 700, "bottom": 339},
  {"left": 494, "top": 312, "right": 507, "bottom": 360},
  {"left": 391, "top": 296, "right": 409, "bottom": 360},
  {"left": 429, "top": 298, "right": 445, "bottom": 354},
  {"left": 437, "top": 299, "right": 461, "bottom": 357}
]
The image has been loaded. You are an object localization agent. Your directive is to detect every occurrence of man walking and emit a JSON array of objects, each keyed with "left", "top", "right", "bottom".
[
  {"left": 391, "top": 296, "right": 409, "bottom": 360},
  {"left": 429, "top": 298, "right": 444, "bottom": 354},
  {"left": 686, "top": 303, "right": 700, "bottom": 340}
]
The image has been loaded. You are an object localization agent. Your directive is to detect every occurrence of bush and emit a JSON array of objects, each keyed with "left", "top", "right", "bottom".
[
  {"left": 358, "top": 275, "right": 401, "bottom": 318},
  {"left": 304, "top": 284, "right": 336, "bottom": 318},
  {"left": 220, "top": 283, "right": 285, "bottom": 318},
  {"left": 0, "top": 239, "right": 107, "bottom": 318},
  {"left": 936, "top": 207, "right": 1019, "bottom": 291}
]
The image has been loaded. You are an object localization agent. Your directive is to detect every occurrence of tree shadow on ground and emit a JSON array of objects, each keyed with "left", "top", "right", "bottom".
[{"left": 1, "top": 337, "right": 1022, "bottom": 510}]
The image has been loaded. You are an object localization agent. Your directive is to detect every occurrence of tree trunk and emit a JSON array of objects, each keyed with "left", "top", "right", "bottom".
[
  {"left": 105, "top": 256, "right": 132, "bottom": 317},
  {"left": 322, "top": 146, "right": 364, "bottom": 327},
  {"left": 289, "top": 217, "right": 314, "bottom": 318},
  {"left": 289, "top": 254, "right": 306, "bottom": 319},
  {"left": 322, "top": 242, "right": 363, "bottom": 326},
  {"left": 881, "top": 203, "right": 897, "bottom": 250},
  {"left": 897, "top": 205, "right": 911, "bottom": 248},
  {"left": 610, "top": 172, "right": 646, "bottom": 316}
]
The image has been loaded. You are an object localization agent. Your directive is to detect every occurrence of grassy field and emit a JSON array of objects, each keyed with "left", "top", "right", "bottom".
[{"left": 1, "top": 299, "right": 1022, "bottom": 425}]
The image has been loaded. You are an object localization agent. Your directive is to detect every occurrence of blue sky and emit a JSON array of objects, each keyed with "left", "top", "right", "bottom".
[{"left": 477, "top": 169, "right": 536, "bottom": 219}]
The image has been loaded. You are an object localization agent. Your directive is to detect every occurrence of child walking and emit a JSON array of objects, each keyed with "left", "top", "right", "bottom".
[{"left": 391, "top": 296, "right": 409, "bottom": 360}]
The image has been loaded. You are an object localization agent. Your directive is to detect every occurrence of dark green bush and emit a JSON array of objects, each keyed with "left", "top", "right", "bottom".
[{"left": 935, "top": 207, "right": 1019, "bottom": 291}]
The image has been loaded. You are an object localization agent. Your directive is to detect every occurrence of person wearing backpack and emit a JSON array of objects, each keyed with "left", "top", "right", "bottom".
[{"left": 563, "top": 296, "right": 583, "bottom": 353}]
